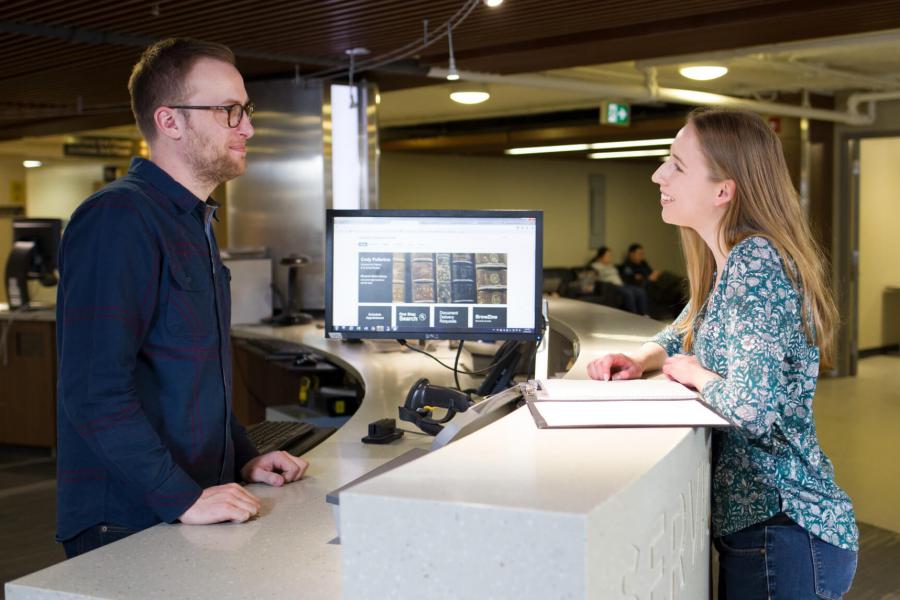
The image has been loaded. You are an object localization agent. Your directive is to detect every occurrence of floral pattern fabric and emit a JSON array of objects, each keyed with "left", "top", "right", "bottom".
[{"left": 652, "top": 236, "right": 858, "bottom": 551}]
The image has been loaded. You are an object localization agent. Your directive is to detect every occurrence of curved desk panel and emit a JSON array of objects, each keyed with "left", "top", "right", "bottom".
[{"left": 6, "top": 298, "right": 710, "bottom": 600}]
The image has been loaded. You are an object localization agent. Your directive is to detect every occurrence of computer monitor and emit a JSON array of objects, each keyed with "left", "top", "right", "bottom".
[
  {"left": 325, "top": 210, "right": 543, "bottom": 341},
  {"left": 5, "top": 217, "right": 63, "bottom": 309}
]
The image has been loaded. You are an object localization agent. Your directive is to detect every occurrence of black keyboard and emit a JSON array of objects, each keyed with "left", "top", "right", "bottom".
[{"left": 246, "top": 420, "right": 315, "bottom": 455}]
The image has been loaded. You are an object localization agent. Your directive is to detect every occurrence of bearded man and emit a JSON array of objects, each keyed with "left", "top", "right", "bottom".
[{"left": 55, "top": 38, "right": 308, "bottom": 558}]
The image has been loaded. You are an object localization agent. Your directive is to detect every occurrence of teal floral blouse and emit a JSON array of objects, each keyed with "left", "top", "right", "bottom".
[{"left": 652, "top": 236, "right": 858, "bottom": 551}]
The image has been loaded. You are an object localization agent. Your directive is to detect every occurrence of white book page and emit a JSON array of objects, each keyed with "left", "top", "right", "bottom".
[
  {"left": 533, "top": 400, "right": 730, "bottom": 428},
  {"left": 538, "top": 378, "right": 699, "bottom": 401}
]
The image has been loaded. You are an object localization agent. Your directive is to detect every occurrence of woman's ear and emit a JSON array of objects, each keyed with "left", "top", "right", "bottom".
[{"left": 714, "top": 179, "right": 736, "bottom": 208}]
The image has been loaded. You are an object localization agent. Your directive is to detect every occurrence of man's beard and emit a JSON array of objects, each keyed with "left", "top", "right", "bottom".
[{"left": 184, "top": 122, "right": 245, "bottom": 191}]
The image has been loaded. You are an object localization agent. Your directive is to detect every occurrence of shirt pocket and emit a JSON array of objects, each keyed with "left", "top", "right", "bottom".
[{"left": 166, "top": 259, "right": 215, "bottom": 338}]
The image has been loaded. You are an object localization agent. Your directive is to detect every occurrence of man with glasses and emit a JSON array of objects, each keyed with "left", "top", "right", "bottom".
[{"left": 55, "top": 38, "right": 308, "bottom": 558}]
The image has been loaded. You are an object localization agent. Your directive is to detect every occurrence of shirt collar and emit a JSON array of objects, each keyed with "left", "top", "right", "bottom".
[
  {"left": 128, "top": 157, "right": 209, "bottom": 215},
  {"left": 204, "top": 198, "right": 221, "bottom": 223}
]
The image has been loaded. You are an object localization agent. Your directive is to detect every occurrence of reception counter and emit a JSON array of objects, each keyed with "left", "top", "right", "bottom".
[{"left": 5, "top": 298, "right": 711, "bottom": 600}]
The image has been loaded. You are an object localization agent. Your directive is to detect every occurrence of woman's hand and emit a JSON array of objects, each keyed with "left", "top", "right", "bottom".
[
  {"left": 587, "top": 353, "right": 644, "bottom": 381},
  {"left": 662, "top": 354, "right": 721, "bottom": 390}
]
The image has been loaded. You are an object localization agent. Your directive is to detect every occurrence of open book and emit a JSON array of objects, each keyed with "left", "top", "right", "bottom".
[{"left": 526, "top": 378, "right": 731, "bottom": 429}]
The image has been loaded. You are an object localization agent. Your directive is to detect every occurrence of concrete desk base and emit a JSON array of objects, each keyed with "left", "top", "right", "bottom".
[
  {"left": 341, "top": 406, "right": 710, "bottom": 599},
  {"left": 6, "top": 298, "right": 712, "bottom": 600}
]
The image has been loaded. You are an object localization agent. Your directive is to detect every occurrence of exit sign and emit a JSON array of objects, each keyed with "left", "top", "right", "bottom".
[{"left": 601, "top": 101, "right": 631, "bottom": 126}]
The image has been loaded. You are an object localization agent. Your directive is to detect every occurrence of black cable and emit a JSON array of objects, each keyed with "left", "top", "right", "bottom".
[
  {"left": 306, "top": 0, "right": 481, "bottom": 80},
  {"left": 396, "top": 339, "right": 513, "bottom": 376},
  {"left": 453, "top": 340, "right": 464, "bottom": 391}
]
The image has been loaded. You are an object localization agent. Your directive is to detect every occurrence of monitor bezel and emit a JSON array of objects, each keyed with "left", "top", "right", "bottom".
[
  {"left": 325, "top": 209, "right": 543, "bottom": 341},
  {"left": 12, "top": 217, "right": 63, "bottom": 275}
]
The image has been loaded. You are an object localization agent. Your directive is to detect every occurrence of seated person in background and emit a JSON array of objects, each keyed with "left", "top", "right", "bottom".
[
  {"left": 588, "top": 246, "right": 648, "bottom": 315},
  {"left": 618, "top": 243, "right": 661, "bottom": 286},
  {"left": 619, "top": 242, "right": 687, "bottom": 319}
]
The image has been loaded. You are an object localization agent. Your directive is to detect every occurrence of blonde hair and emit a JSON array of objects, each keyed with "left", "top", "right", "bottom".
[{"left": 676, "top": 107, "right": 837, "bottom": 368}]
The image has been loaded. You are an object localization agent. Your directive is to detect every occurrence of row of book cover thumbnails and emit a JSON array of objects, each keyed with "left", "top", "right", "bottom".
[{"left": 349, "top": 252, "right": 513, "bottom": 332}]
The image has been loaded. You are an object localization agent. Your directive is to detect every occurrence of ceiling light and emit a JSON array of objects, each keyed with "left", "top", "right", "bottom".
[
  {"left": 505, "top": 138, "right": 674, "bottom": 156},
  {"left": 446, "top": 25, "right": 460, "bottom": 81},
  {"left": 678, "top": 65, "right": 729, "bottom": 81},
  {"left": 506, "top": 144, "right": 591, "bottom": 155},
  {"left": 483, "top": 0, "right": 504, "bottom": 6},
  {"left": 23, "top": 160, "right": 42, "bottom": 168},
  {"left": 590, "top": 137, "right": 674, "bottom": 150},
  {"left": 450, "top": 90, "right": 491, "bottom": 105},
  {"left": 587, "top": 149, "right": 670, "bottom": 160}
]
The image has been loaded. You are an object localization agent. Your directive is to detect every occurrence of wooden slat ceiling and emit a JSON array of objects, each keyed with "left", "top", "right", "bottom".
[{"left": 4, "top": 0, "right": 900, "bottom": 138}]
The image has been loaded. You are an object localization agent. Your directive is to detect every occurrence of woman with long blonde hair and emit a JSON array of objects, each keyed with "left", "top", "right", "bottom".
[{"left": 587, "top": 108, "right": 857, "bottom": 599}]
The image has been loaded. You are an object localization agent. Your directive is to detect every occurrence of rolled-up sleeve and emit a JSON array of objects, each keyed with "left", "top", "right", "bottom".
[{"left": 58, "top": 194, "right": 201, "bottom": 522}]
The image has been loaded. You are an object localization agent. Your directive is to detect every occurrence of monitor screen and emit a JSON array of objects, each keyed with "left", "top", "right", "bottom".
[
  {"left": 325, "top": 210, "right": 543, "bottom": 341},
  {"left": 12, "top": 217, "right": 62, "bottom": 276},
  {"left": 6, "top": 217, "right": 63, "bottom": 308}
]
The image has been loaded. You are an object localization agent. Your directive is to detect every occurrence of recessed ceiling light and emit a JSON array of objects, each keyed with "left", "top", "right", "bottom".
[
  {"left": 678, "top": 65, "right": 729, "bottom": 81},
  {"left": 23, "top": 160, "right": 42, "bottom": 168},
  {"left": 484, "top": 0, "right": 504, "bottom": 6},
  {"left": 450, "top": 90, "right": 491, "bottom": 105}
]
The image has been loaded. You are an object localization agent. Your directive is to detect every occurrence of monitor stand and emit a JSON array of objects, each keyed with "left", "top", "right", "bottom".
[
  {"left": 475, "top": 340, "right": 537, "bottom": 397},
  {"left": 363, "top": 339, "right": 405, "bottom": 352},
  {"left": 534, "top": 297, "right": 549, "bottom": 380},
  {"left": 5, "top": 241, "right": 34, "bottom": 310},
  {"left": 269, "top": 256, "right": 312, "bottom": 326}
]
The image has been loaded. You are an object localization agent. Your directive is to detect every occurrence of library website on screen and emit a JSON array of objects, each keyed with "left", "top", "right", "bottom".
[{"left": 331, "top": 216, "right": 537, "bottom": 335}]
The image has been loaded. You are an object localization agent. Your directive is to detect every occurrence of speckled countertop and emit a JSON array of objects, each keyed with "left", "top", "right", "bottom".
[{"left": 6, "top": 298, "right": 694, "bottom": 600}]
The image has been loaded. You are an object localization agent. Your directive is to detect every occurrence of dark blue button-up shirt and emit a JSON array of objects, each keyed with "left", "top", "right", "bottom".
[{"left": 56, "top": 157, "right": 258, "bottom": 542}]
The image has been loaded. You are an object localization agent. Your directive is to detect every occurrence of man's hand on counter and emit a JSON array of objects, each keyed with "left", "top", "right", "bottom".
[
  {"left": 179, "top": 483, "right": 262, "bottom": 525},
  {"left": 177, "top": 453, "right": 308, "bottom": 526},
  {"left": 241, "top": 451, "right": 309, "bottom": 487}
]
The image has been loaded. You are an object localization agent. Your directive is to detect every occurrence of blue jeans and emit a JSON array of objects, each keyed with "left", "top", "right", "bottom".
[
  {"left": 618, "top": 285, "right": 649, "bottom": 315},
  {"left": 715, "top": 515, "right": 857, "bottom": 599},
  {"left": 62, "top": 523, "right": 138, "bottom": 558}
]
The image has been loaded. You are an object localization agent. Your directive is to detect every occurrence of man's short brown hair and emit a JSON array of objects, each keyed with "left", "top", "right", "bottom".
[{"left": 128, "top": 38, "right": 235, "bottom": 142}]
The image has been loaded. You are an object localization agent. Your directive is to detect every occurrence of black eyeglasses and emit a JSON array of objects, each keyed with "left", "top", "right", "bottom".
[{"left": 169, "top": 102, "right": 254, "bottom": 128}]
